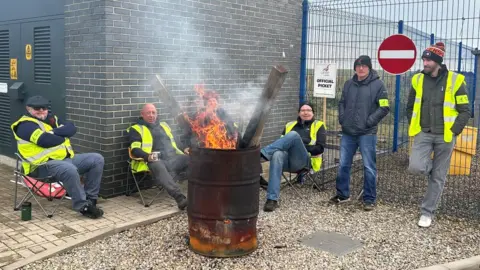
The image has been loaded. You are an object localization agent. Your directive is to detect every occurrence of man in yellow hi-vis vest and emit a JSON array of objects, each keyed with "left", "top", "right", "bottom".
[
  {"left": 127, "top": 103, "right": 189, "bottom": 210},
  {"left": 406, "top": 42, "right": 471, "bottom": 228},
  {"left": 11, "top": 96, "right": 104, "bottom": 219},
  {"left": 260, "top": 102, "right": 326, "bottom": 212}
]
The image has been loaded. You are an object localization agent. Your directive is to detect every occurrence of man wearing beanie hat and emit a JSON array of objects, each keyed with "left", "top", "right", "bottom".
[
  {"left": 406, "top": 42, "right": 471, "bottom": 228},
  {"left": 11, "top": 95, "right": 105, "bottom": 219},
  {"left": 331, "top": 55, "right": 390, "bottom": 211},
  {"left": 260, "top": 102, "right": 327, "bottom": 212}
]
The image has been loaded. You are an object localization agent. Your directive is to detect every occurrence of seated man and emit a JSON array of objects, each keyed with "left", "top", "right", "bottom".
[
  {"left": 11, "top": 96, "right": 104, "bottom": 219},
  {"left": 260, "top": 102, "right": 326, "bottom": 212},
  {"left": 127, "top": 103, "right": 189, "bottom": 210}
]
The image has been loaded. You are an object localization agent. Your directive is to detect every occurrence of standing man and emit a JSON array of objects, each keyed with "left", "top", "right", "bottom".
[
  {"left": 11, "top": 96, "right": 105, "bottom": 219},
  {"left": 331, "top": 55, "right": 390, "bottom": 211},
  {"left": 127, "top": 103, "right": 189, "bottom": 210},
  {"left": 406, "top": 42, "right": 471, "bottom": 228}
]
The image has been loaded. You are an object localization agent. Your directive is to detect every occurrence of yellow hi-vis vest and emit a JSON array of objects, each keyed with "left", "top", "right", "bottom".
[
  {"left": 127, "top": 122, "right": 185, "bottom": 173},
  {"left": 284, "top": 120, "right": 324, "bottom": 172},
  {"left": 11, "top": 115, "right": 75, "bottom": 175},
  {"left": 409, "top": 71, "right": 468, "bottom": 142}
]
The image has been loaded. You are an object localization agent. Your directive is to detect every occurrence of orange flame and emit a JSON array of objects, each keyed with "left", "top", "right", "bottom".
[{"left": 184, "top": 84, "right": 237, "bottom": 149}]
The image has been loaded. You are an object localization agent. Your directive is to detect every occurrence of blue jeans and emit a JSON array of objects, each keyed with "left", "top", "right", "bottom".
[
  {"left": 261, "top": 132, "right": 310, "bottom": 201},
  {"left": 336, "top": 134, "right": 377, "bottom": 203},
  {"left": 41, "top": 153, "right": 104, "bottom": 211}
]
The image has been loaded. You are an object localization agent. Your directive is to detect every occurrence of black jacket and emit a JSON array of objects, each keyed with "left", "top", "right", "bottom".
[
  {"left": 338, "top": 70, "right": 390, "bottom": 136},
  {"left": 128, "top": 118, "right": 184, "bottom": 162},
  {"left": 281, "top": 117, "right": 327, "bottom": 156},
  {"left": 405, "top": 65, "right": 471, "bottom": 136}
]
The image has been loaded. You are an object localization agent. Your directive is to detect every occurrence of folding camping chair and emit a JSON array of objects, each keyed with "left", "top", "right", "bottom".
[
  {"left": 281, "top": 154, "right": 328, "bottom": 203},
  {"left": 13, "top": 153, "right": 68, "bottom": 218},
  {"left": 125, "top": 148, "right": 165, "bottom": 207}
]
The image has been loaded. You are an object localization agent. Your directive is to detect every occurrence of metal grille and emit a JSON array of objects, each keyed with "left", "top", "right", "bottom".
[
  {"left": 301, "top": 0, "right": 480, "bottom": 219},
  {"left": 34, "top": 26, "right": 51, "bottom": 84},
  {"left": 0, "top": 29, "right": 10, "bottom": 149},
  {"left": 0, "top": 30, "right": 9, "bottom": 81}
]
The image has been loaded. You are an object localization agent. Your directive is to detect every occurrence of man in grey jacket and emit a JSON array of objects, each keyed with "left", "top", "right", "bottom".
[
  {"left": 330, "top": 55, "right": 390, "bottom": 211},
  {"left": 406, "top": 42, "right": 471, "bottom": 228}
]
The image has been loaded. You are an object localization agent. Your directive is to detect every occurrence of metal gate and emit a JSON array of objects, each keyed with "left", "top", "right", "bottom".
[
  {"left": 0, "top": 1, "right": 65, "bottom": 157},
  {"left": 301, "top": 0, "right": 480, "bottom": 219}
]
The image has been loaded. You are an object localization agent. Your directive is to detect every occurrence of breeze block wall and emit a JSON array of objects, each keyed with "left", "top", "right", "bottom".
[{"left": 65, "top": 0, "right": 303, "bottom": 197}]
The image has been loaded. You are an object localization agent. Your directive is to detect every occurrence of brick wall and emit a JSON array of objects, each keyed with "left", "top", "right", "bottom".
[{"left": 65, "top": 0, "right": 302, "bottom": 197}]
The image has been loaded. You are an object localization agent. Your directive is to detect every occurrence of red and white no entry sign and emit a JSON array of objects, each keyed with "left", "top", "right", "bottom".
[{"left": 377, "top": 34, "right": 417, "bottom": 75}]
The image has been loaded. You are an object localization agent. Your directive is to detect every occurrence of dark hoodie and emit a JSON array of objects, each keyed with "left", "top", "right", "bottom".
[
  {"left": 281, "top": 117, "right": 327, "bottom": 156},
  {"left": 406, "top": 65, "right": 471, "bottom": 135},
  {"left": 128, "top": 118, "right": 183, "bottom": 161},
  {"left": 338, "top": 70, "right": 390, "bottom": 136}
]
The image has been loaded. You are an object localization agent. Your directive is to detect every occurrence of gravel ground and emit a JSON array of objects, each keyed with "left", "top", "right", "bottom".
[{"left": 22, "top": 185, "right": 480, "bottom": 270}]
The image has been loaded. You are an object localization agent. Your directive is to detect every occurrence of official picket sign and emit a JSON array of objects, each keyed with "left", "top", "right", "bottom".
[{"left": 313, "top": 63, "right": 337, "bottom": 98}]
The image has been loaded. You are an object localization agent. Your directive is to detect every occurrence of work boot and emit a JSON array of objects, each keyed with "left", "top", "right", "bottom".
[
  {"left": 176, "top": 195, "right": 188, "bottom": 210},
  {"left": 88, "top": 198, "right": 97, "bottom": 207},
  {"left": 263, "top": 199, "right": 278, "bottom": 212},
  {"left": 80, "top": 202, "right": 104, "bottom": 219}
]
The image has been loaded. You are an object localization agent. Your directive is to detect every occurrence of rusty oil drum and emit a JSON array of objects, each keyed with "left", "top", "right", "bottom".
[{"left": 187, "top": 146, "right": 261, "bottom": 257}]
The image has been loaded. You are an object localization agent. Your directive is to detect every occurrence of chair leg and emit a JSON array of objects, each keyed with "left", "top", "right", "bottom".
[
  {"left": 132, "top": 174, "right": 148, "bottom": 207},
  {"left": 282, "top": 173, "right": 306, "bottom": 202},
  {"left": 146, "top": 185, "right": 165, "bottom": 207}
]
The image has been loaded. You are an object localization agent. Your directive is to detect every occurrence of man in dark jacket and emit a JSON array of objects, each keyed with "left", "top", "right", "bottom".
[
  {"left": 260, "top": 102, "right": 327, "bottom": 212},
  {"left": 330, "top": 55, "right": 390, "bottom": 211},
  {"left": 127, "top": 103, "right": 189, "bottom": 210},
  {"left": 11, "top": 96, "right": 104, "bottom": 219},
  {"left": 406, "top": 42, "right": 471, "bottom": 228}
]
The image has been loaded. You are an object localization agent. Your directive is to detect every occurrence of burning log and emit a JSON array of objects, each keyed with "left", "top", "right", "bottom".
[
  {"left": 150, "top": 75, "right": 190, "bottom": 128},
  {"left": 238, "top": 65, "right": 288, "bottom": 149}
]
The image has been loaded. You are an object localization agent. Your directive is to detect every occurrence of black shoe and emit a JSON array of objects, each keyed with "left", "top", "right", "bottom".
[
  {"left": 176, "top": 195, "right": 188, "bottom": 210},
  {"left": 80, "top": 202, "right": 104, "bottom": 219},
  {"left": 363, "top": 202, "right": 375, "bottom": 211},
  {"left": 329, "top": 195, "right": 350, "bottom": 204},
  {"left": 259, "top": 175, "right": 268, "bottom": 190},
  {"left": 263, "top": 199, "right": 278, "bottom": 212},
  {"left": 88, "top": 198, "right": 97, "bottom": 207}
]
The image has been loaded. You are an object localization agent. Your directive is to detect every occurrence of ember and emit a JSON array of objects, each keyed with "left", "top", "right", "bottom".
[{"left": 183, "top": 84, "right": 237, "bottom": 150}]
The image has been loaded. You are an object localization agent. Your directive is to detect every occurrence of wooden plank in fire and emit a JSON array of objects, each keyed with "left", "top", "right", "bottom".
[
  {"left": 239, "top": 65, "right": 288, "bottom": 149},
  {"left": 150, "top": 75, "right": 190, "bottom": 128}
]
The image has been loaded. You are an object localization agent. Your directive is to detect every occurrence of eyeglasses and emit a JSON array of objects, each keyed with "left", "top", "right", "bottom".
[{"left": 32, "top": 107, "right": 47, "bottom": 111}]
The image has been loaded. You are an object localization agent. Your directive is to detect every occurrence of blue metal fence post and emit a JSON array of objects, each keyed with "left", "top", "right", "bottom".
[
  {"left": 472, "top": 49, "right": 479, "bottom": 116},
  {"left": 299, "top": 0, "right": 309, "bottom": 104},
  {"left": 457, "top": 42, "right": 463, "bottom": 73},
  {"left": 430, "top": 33, "right": 435, "bottom": 45},
  {"left": 392, "top": 20, "right": 403, "bottom": 152}
]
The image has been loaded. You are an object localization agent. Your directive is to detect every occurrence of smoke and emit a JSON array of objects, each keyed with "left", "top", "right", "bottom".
[{"left": 148, "top": 11, "right": 269, "bottom": 135}]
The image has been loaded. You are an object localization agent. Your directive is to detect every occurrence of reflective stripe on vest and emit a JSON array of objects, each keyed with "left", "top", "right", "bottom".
[
  {"left": 284, "top": 120, "right": 324, "bottom": 172},
  {"left": 127, "top": 122, "right": 184, "bottom": 173},
  {"left": 409, "top": 71, "right": 465, "bottom": 142},
  {"left": 11, "top": 116, "right": 75, "bottom": 175}
]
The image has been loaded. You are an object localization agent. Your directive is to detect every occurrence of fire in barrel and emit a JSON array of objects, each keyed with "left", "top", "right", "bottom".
[{"left": 151, "top": 65, "right": 288, "bottom": 257}]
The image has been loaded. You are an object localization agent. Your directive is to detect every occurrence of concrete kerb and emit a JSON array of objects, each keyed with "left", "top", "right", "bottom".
[
  {"left": 2, "top": 209, "right": 182, "bottom": 270},
  {"left": 415, "top": 255, "right": 480, "bottom": 270}
]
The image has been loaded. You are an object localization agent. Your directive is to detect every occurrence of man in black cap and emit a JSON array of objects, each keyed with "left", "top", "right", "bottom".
[
  {"left": 11, "top": 95, "right": 104, "bottom": 219},
  {"left": 260, "top": 102, "right": 327, "bottom": 212},
  {"left": 406, "top": 42, "right": 471, "bottom": 228},
  {"left": 331, "top": 55, "right": 390, "bottom": 211}
]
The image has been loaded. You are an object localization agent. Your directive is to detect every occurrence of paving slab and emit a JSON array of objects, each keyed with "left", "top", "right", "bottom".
[{"left": 0, "top": 164, "right": 183, "bottom": 269}]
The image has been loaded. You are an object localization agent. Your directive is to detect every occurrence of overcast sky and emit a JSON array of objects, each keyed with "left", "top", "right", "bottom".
[{"left": 307, "top": 0, "right": 480, "bottom": 71}]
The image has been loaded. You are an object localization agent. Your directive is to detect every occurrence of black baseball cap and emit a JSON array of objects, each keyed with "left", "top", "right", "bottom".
[{"left": 25, "top": 96, "right": 50, "bottom": 108}]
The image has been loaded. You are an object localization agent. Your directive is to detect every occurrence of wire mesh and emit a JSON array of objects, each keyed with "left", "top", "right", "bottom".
[{"left": 304, "top": 0, "right": 480, "bottom": 219}]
